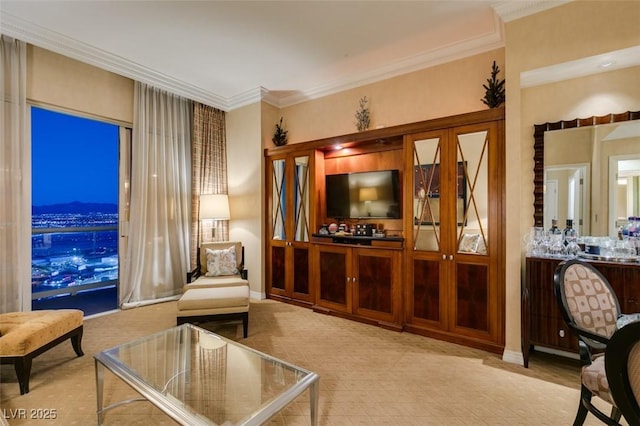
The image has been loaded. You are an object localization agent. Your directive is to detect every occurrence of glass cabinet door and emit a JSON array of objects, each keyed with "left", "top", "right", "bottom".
[
  {"left": 413, "top": 135, "right": 442, "bottom": 252},
  {"left": 456, "top": 130, "right": 489, "bottom": 256},
  {"left": 410, "top": 132, "right": 446, "bottom": 327},
  {"left": 450, "top": 124, "right": 497, "bottom": 337},
  {"left": 270, "top": 158, "right": 287, "bottom": 292},
  {"left": 271, "top": 158, "right": 286, "bottom": 241},
  {"left": 293, "top": 155, "right": 310, "bottom": 243},
  {"left": 268, "top": 153, "right": 313, "bottom": 302},
  {"left": 292, "top": 155, "right": 311, "bottom": 296}
]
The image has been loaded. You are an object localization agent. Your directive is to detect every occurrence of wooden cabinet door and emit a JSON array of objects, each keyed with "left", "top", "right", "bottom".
[
  {"left": 448, "top": 122, "right": 502, "bottom": 344},
  {"left": 266, "top": 153, "right": 313, "bottom": 304},
  {"left": 267, "top": 155, "right": 288, "bottom": 298},
  {"left": 406, "top": 119, "right": 505, "bottom": 352},
  {"left": 316, "top": 244, "right": 352, "bottom": 313},
  {"left": 407, "top": 129, "right": 450, "bottom": 331},
  {"left": 353, "top": 248, "right": 400, "bottom": 324}
]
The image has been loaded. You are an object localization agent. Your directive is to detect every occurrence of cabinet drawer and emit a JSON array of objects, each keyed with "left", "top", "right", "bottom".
[{"left": 530, "top": 314, "right": 578, "bottom": 351}]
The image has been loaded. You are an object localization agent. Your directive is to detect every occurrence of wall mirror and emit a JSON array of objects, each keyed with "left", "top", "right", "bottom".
[{"left": 533, "top": 111, "right": 640, "bottom": 237}]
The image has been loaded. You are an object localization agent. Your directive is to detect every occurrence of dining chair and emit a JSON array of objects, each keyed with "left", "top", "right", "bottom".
[
  {"left": 606, "top": 319, "right": 640, "bottom": 425},
  {"left": 554, "top": 259, "right": 622, "bottom": 425}
]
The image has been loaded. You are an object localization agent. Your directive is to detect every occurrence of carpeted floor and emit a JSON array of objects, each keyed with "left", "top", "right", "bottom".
[{"left": 0, "top": 299, "right": 620, "bottom": 425}]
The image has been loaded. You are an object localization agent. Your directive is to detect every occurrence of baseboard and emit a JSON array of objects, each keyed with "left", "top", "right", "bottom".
[
  {"left": 250, "top": 290, "right": 266, "bottom": 300},
  {"left": 121, "top": 295, "right": 181, "bottom": 310},
  {"left": 502, "top": 349, "right": 524, "bottom": 366},
  {"left": 85, "top": 309, "right": 120, "bottom": 320},
  {"left": 533, "top": 345, "right": 579, "bottom": 360}
]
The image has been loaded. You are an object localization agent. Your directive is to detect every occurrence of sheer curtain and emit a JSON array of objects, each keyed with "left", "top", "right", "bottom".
[
  {"left": 120, "top": 82, "right": 192, "bottom": 307},
  {"left": 0, "top": 35, "right": 30, "bottom": 313},
  {"left": 190, "top": 103, "right": 228, "bottom": 271}
]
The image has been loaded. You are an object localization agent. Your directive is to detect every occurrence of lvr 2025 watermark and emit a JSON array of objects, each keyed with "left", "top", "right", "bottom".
[{"left": 2, "top": 408, "right": 57, "bottom": 420}]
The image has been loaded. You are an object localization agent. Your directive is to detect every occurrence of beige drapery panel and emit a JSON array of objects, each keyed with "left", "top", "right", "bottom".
[
  {"left": 190, "top": 103, "right": 228, "bottom": 271},
  {"left": 120, "top": 82, "right": 192, "bottom": 307},
  {"left": 0, "top": 35, "right": 30, "bottom": 313}
]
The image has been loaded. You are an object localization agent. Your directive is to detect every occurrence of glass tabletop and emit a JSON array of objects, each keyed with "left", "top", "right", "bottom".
[{"left": 95, "top": 323, "right": 318, "bottom": 425}]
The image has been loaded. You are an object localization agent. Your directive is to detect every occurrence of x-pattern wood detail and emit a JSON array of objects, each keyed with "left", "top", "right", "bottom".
[
  {"left": 456, "top": 131, "right": 488, "bottom": 253},
  {"left": 413, "top": 140, "right": 441, "bottom": 250},
  {"left": 294, "top": 162, "right": 310, "bottom": 241},
  {"left": 271, "top": 163, "right": 286, "bottom": 239}
]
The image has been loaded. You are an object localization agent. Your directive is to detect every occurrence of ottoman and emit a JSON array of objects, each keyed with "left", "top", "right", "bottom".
[
  {"left": 176, "top": 286, "right": 250, "bottom": 338},
  {"left": 0, "top": 309, "right": 84, "bottom": 394}
]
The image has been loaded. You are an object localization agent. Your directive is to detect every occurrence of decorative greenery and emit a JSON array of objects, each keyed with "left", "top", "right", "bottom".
[
  {"left": 355, "top": 96, "right": 371, "bottom": 131},
  {"left": 272, "top": 117, "right": 288, "bottom": 146},
  {"left": 481, "top": 61, "right": 505, "bottom": 108}
]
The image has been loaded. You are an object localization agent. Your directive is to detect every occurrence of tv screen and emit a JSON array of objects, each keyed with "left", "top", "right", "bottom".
[{"left": 325, "top": 170, "right": 401, "bottom": 219}]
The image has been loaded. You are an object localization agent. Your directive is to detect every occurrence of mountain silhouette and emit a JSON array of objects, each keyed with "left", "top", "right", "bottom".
[{"left": 32, "top": 201, "right": 117, "bottom": 215}]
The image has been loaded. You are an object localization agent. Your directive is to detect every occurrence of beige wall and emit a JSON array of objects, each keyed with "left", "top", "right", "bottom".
[
  {"left": 505, "top": 1, "right": 640, "bottom": 362},
  {"left": 27, "top": 45, "right": 133, "bottom": 124},
  {"left": 226, "top": 103, "right": 265, "bottom": 298},
  {"left": 279, "top": 49, "right": 505, "bottom": 145}
]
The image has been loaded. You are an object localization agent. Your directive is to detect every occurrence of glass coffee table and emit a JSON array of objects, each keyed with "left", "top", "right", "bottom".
[{"left": 94, "top": 323, "right": 319, "bottom": 425}]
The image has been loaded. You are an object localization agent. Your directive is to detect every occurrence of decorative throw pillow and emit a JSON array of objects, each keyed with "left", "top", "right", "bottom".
[
  {"left": 459, "top": 233, "right": 480, "bottom": 253},
  {"left": 205, "top": 246, "right": 238, "bottom": 276},
  {"left": 476, "top": 236, "right": 487, "bottom": 255}
]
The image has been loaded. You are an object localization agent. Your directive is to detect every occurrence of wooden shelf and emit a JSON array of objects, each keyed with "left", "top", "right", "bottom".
[{"left": 311, "top": 233, "right": 403, "bottom": 248}]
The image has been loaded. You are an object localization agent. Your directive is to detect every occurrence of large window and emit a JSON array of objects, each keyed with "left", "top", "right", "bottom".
[{"left": 31, "top": 106, "right": 120, "bottom": 314}]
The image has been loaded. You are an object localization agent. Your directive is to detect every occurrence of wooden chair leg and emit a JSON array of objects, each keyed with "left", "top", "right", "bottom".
[
  {"left": 611, "top": 406, "right": 621, "bottom": 422},
  {"left": 14, "top": 357, "right": 33, "bottom": 395},
  {"left": 71, "top": 328, "right": 84, "bottom": 356},
  {"left": 242, "top": 312, "right": 249, "bottom": 338},
  {"left": 573, "top": 385, "right": 591, "bottom": 426}
]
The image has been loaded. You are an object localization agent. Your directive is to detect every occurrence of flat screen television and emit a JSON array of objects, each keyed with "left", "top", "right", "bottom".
[{"left": 325, "top": 169, "right": 401, "bottom": 219}]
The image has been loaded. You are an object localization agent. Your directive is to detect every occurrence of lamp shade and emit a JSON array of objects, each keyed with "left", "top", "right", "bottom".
[
  {"left": 359, "top": 187, "right": 378, "bottom": 201},
  {"left": 199, "top": 194, "right": 230, "bottom": 220}
]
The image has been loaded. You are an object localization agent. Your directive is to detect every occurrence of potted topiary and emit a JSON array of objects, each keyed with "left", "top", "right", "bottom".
[
  {"left": 481, "top": 61, "right": 505, "bottom": 108},
  {"left": 355, "top": 96, "right": 371, "bottom": 131},
  {"left": 272, "top": 117, "right": 288, "bottom": 146}
]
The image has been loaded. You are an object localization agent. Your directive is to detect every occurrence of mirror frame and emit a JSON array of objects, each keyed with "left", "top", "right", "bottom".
[{"left": 532, "top": 110, "right": 640, "bottom": 227}]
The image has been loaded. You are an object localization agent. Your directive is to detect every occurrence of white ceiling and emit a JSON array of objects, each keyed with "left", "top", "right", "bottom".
[{"left": 1, "top": 1, "right": 565, "bottom": 111}]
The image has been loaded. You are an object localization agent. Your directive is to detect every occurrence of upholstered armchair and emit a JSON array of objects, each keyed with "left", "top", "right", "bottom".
[
  {"left": 554, "top": 259, "right": 622, "bottom": 425},
  {"left": 178, "top": 241, "right": 250, "bottom": 337}
]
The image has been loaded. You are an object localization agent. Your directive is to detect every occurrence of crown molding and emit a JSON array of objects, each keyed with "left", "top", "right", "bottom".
[
  {"left": 264, "top": 13, "right": 505, "bottom": 109},
  {"left": 3, "top": 8, "right": 507, "bottom": 112},
  {"left": 521, "top": 45, "right": 640, "bottom": 88},
  {"left": 1, "top": 11, "right": 230, "bottom": 111},
  {"left": 492, "top": 0, "right": 571, "bottom": 23}
]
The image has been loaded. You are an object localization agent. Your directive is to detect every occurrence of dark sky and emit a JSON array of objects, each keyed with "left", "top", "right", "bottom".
[{"left": 31, "top": 106, "right": 119, "bottom": 206}]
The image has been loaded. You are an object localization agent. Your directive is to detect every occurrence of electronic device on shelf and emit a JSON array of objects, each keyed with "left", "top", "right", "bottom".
[{"left": 354, "top": 224, "right": 373, "bottom": 236}]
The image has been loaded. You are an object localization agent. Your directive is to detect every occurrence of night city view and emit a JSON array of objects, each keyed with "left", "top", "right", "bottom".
[
  {"left": 31, "top": 204, "right": 118, "bottom": 294},
  {"left": 31, "top": 106, "right": 119, "bottom": 311}
]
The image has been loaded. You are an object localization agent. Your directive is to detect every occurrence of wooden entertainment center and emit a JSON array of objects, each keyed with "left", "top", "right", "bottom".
[{"left": 264, "top": 107, "right": 506, "bottom": 353}]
